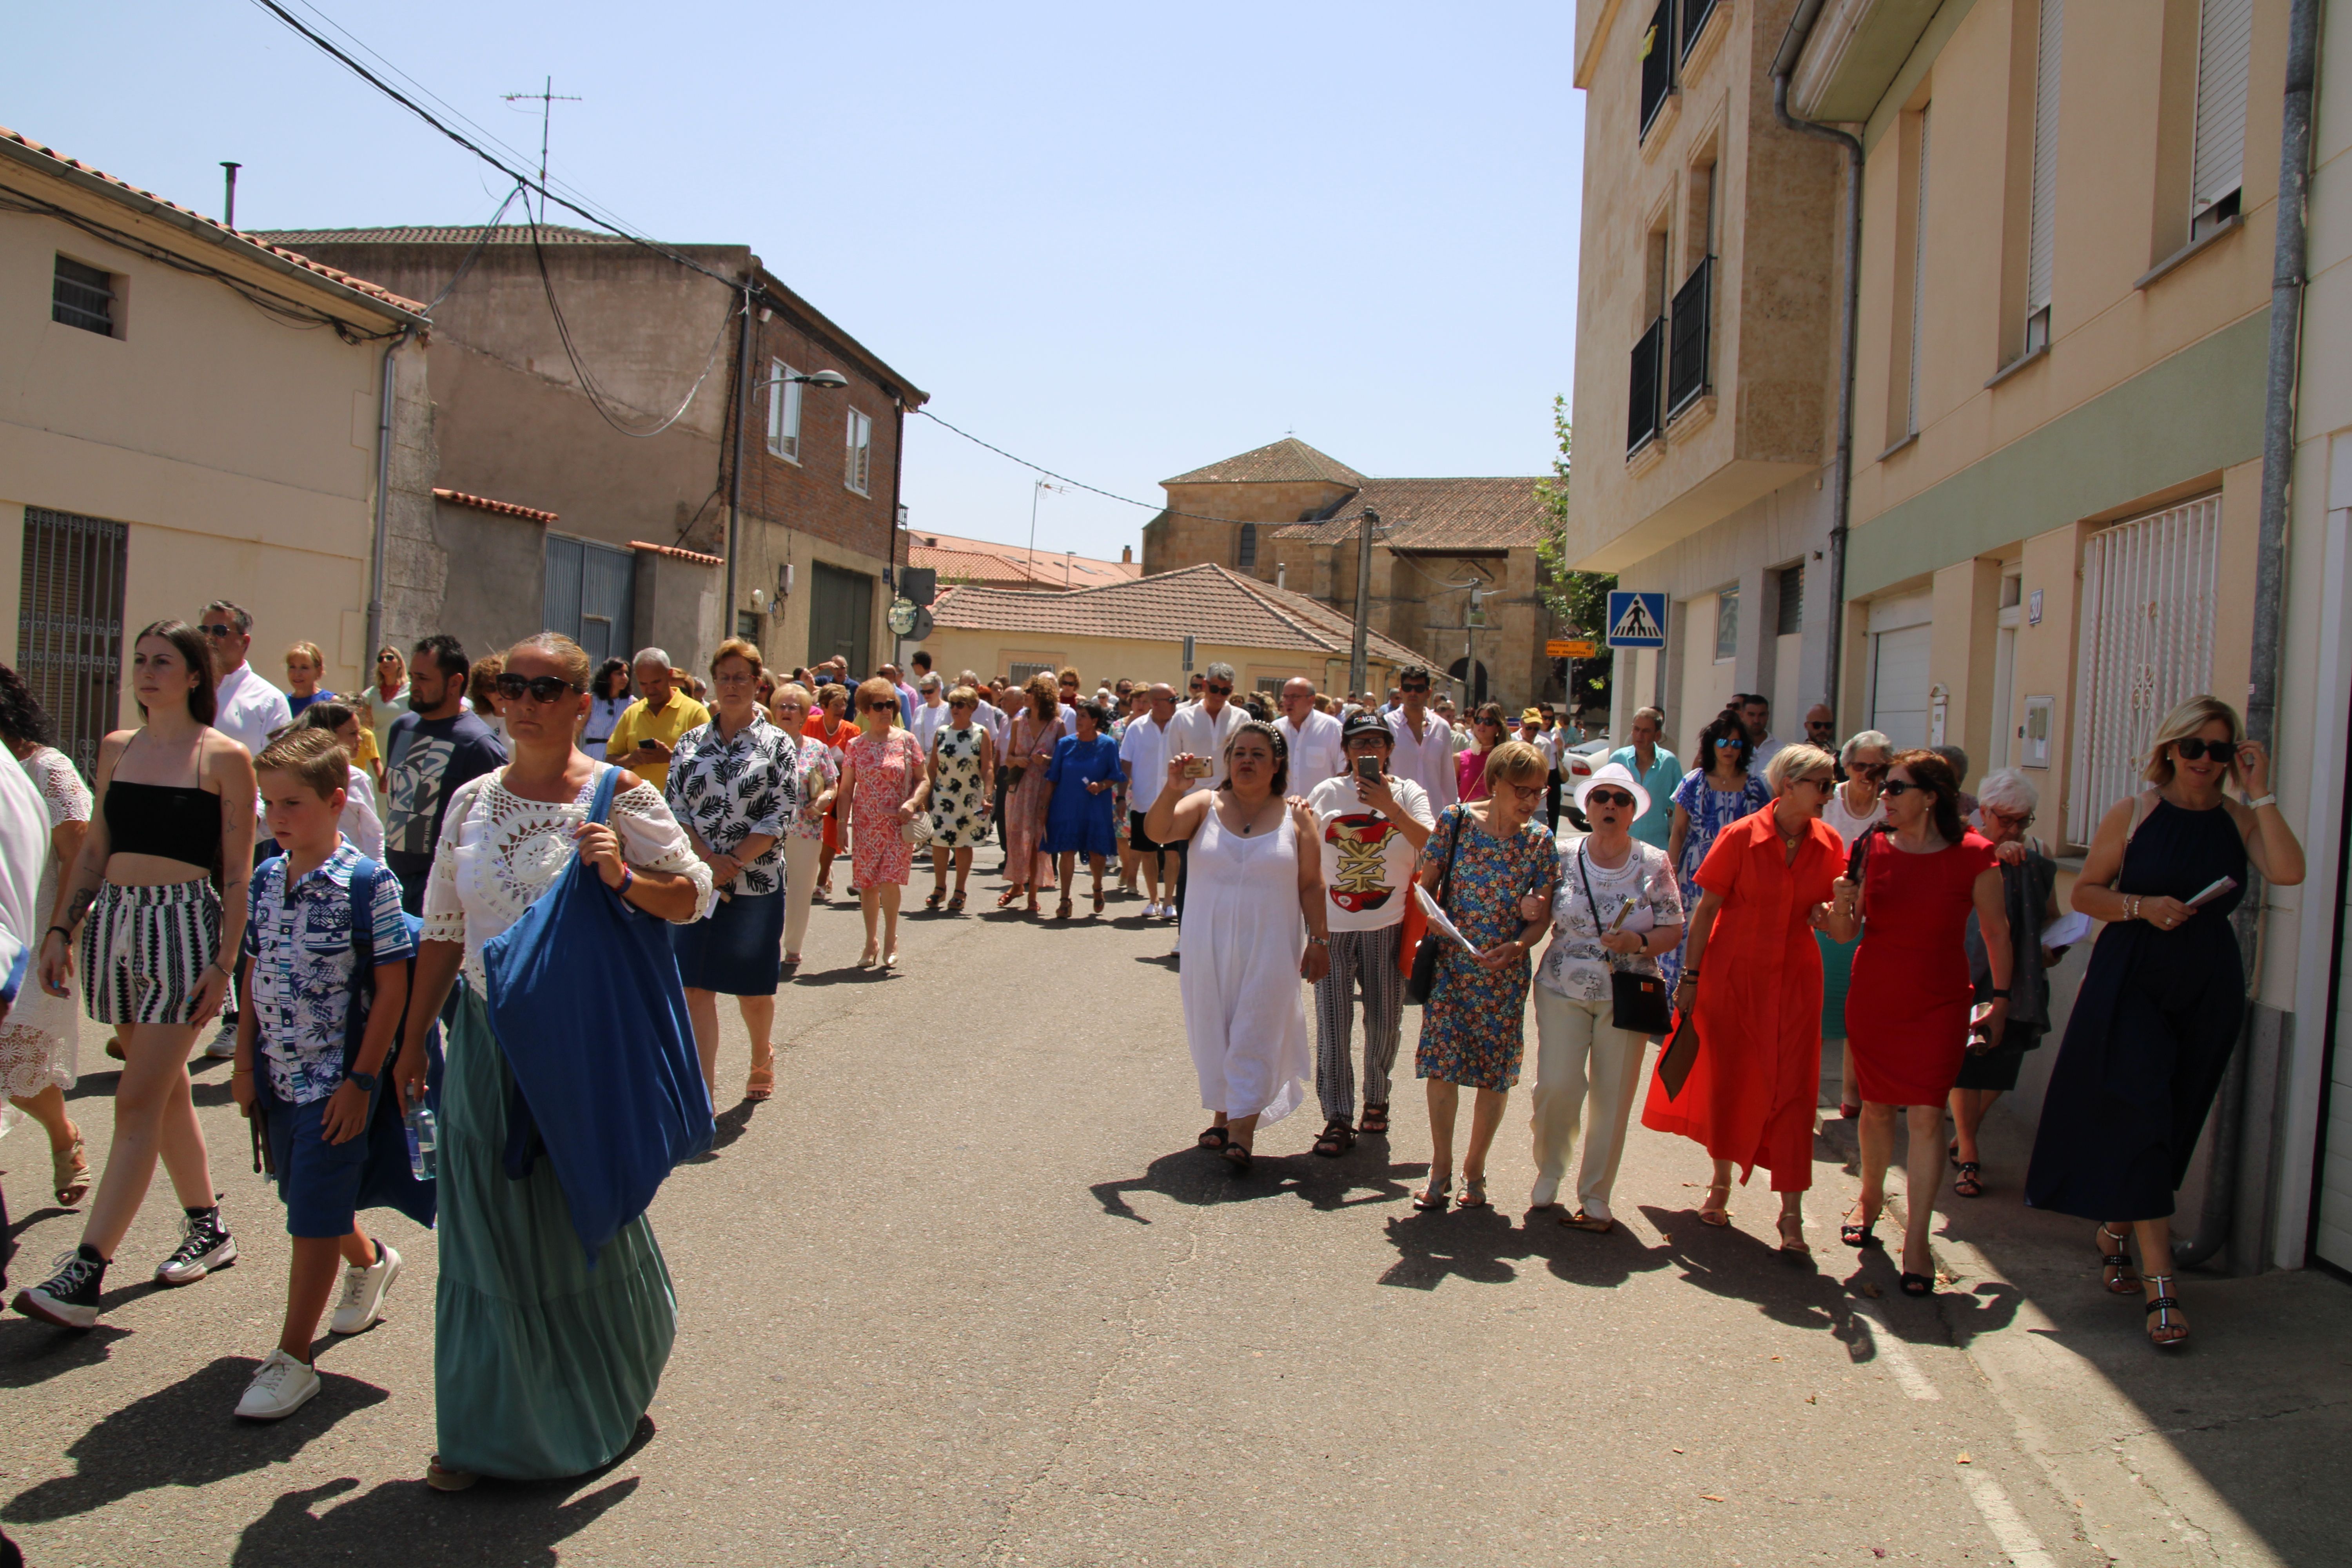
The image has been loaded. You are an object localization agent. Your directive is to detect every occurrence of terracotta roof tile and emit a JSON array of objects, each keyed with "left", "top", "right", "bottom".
[
  {"left": 630, "top": 540, "right": 722, "bottom": 566},
  {"left": 1163, "top": 437, "right": 1369, "bottom": 489},
  {"left": 1271, "top": 476, "right": 1550, "bottom": 551},
  {"left": 906, "top": 528, "right": 1139, "bottom": 590},
  {"left": 0, "top": 125, "right": 429, "bottom": 320},
  {"left": 433, "top": 488, "right": 557, "bottom": 524},
  {"left": 252, "top": 223, "right": 628, "bottom": 247},
  {"left": 932, "top": 564, "right": 1419, "bottom": 666}
]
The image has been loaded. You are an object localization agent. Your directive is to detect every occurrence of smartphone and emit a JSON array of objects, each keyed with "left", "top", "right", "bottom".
[
  {"left": 1354, "top": 756, "right": 1382, "bottom": 784},
  {"left": 1183, "top": 758, "right": 1213, "bottom": 779}
]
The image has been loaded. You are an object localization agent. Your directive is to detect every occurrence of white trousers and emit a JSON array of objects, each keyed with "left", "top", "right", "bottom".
[
  {"left": 1528, "top": 987, "right": 1650, "bottom": 1220},
  {"left": 784, "top": 836, "right": 822, "bottom": 957}
]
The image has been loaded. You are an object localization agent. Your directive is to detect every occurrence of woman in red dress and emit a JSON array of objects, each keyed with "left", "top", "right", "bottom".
[
  {"left": 1643, "top": 743, "right": 1844, "bottom": 1254},
  {"left": 1826, "top": 750, "right": 2010, "bottom": 1296}
]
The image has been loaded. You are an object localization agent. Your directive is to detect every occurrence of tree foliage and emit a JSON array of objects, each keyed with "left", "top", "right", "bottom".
[{"left": 1532, "top": 397, "right": 1616, "bottom": 717}]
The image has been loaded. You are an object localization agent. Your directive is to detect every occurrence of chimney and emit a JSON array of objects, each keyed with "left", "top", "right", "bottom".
[
  {"left": 1122, "top": 545, "right": 1133, "bottom": 563},
  {"left": 1277, "top": 564, "right": 1287, "bottom": 590}
]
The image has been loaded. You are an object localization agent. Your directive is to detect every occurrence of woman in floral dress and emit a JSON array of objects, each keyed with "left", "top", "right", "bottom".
[
  {"left": 925, "top": 686, "right": 993, "bottom": 913},
  {"left": 0, "top": 667, "right": 93, "bottom": 1205},
  {"left": 836, "top": 676, "right": 929, "bottom": 969},
  {"left": 1000, "top": 674, "right": 1062, "bottom": 914},
  {"left": 1664, "top": 710, "right": 1770, "bottom": 985},
  {"left": 1413, "top": 739, "right": 1559, "bottom": 1211}
]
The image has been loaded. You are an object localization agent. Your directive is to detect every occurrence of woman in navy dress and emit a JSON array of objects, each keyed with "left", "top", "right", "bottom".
[
  {"left": 2025, "top": 697, "right": 2303, "bottom": 1348},
  {"left": 1042, "top": 702, "right": 1122, "bottom": 918}
]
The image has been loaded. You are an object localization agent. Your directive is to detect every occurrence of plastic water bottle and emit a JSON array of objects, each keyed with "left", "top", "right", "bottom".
[{"left": 405, "top": 1103, "right": 437, "bottom": 1181}]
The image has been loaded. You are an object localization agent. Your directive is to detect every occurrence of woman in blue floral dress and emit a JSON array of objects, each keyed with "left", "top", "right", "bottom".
[
  {"left": 1413, "top": 740, "right": 1558, "bottom": 1211},
  {"left": 1664, "top": 710, "right": 1770, "bottom": 985}
]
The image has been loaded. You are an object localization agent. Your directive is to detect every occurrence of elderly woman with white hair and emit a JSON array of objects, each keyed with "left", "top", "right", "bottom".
[
  {"left": 1822, "top": 730, "right": 1892, "bottom": 1119},
  {"left": 1946, "top": 768, "right": 2067, "bottom": 1198}
]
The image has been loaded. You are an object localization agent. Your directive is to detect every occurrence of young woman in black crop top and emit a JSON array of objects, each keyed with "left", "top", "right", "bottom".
[{"left": 13, "top": 620, "right": 257, "bottom": 1332}]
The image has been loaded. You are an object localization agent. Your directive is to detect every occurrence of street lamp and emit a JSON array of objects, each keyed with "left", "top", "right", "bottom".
[{"left": 726, "top": 341, "right": 851, "bottom": 630}]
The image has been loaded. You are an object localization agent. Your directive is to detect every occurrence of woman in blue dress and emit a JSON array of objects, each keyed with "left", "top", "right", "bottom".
[
  {"left": 1664, "top": 709, "right": 1770, "bottom": 985},
  {"left": 1042, "top": 701, "right": 1122, "bottom": 918}
]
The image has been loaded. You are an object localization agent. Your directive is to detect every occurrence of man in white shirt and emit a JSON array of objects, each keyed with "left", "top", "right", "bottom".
[
  {"left": 1385, "top": 665, "right": 1459, "bottom": 813},
  {"left": 1275, "top": 677, "right": 1345, "bottom": 798},
  {"left": 1163, "top": 661, "right": 1248, "bottom": 923},
  {"left": 911, "top": 674, "right": 951, "bottom": 754},
  {"left": 200, "top": 599, "right": 293, "bottom": 1055},
  {"left": 1305, "top": 711, "right": 1435, "bottom": 1150},
  {"left": 1119, "top": 684, "right": 1178, "bottom": 916},
  {"left": 1739, "top": 693, "right": 1785, "bottom": 781}
]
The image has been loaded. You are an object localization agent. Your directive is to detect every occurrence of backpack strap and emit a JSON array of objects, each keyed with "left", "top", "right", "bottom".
[
  {"left": 589, "top": 761, "right": 622, "bottom": 827},
  {"left": 343, "top": 856, "right": 381, "bottom": 1073}
]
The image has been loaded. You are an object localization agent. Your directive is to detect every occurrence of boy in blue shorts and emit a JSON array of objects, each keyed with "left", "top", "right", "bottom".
[{"left": 231, "top": 728, "right": 414, "bottom": 1420}]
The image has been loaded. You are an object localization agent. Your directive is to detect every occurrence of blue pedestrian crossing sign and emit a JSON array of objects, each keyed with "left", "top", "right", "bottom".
[{"left": 1606, "top": 590, "right": 1669, "bottom": 649}]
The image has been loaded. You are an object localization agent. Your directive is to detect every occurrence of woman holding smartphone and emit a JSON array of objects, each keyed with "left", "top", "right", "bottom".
[{"left": 2025, "top": 696, "right": 2303, "bottom": 1349}]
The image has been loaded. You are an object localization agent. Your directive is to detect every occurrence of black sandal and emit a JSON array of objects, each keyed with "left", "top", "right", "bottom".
[
  {"left": 1197, "top": 1125, "right": 1229, "bottom": 1151},
  {"left": 1357, "top": 1102, "right": 1390, "bottom": 1137},
  {"left": 1840, "top": 1206, "right": 1882, "bottom": 1249},
  {"left": 2143, "top": 1274, "right": 2188, "bottom": 1348},
  {"left": 1312, "top": 1118, "right": 1354, "bottom": 1158},
  {"left": 947, "top": 890, "right": 966, "bottom": 913},
  {"left": 925, "top": 888, "right": 946, "bottom": 911},
  {"left": 1953, "top": 1161, "right": 1984, "bottom": 1198},
  {"left": 2096, "top": 1223, "right": 2140, "bottom": 1294},
  {"left": 1900, "top": 1272, "right": 1935, "bottom": 1297},
  {"left": 1221, "top": 1142, "right": 1253, "bottom": 1174}
]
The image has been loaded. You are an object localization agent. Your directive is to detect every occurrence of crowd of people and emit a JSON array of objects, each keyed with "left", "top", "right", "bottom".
[{"left": 0, "top": 621, "right": 2304, "bottom": 1492}]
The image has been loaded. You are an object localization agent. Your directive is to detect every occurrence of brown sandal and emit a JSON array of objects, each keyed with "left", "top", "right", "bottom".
[
  {"left": 1699, "top": 1181, "right": 1731, "bottom": 1227},
  {"left": 744, "top": 1052, "right": 775, "bottom": 1102},
  {"left": 925, "top": 888, "right": 945, "bottom": 911},
  {"left": 54, "top": 1130, "right": 90, "bottom": 1207},
  {"left": 947, "top": 890, "right": 966, "bottom": 913}
]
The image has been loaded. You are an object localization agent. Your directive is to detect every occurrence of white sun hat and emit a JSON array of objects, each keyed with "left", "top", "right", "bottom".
[{"left": 1573, "top": 760, "right": 1652, "bottom": 822}]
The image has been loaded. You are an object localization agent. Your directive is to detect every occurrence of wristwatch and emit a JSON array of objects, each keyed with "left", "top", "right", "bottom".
[{"left": 345, "top": 1070, "right": 379, "bottom": 1093}]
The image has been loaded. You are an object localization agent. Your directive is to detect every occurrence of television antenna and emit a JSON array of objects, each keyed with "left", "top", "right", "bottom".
[{"left": 501, "top": 76, "right": 582, "bottom": 221}]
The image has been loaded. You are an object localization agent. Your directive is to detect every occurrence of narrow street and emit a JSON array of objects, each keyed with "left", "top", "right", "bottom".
[{"left": 3, "top": 877, "right": 2344, "bottom": 1567}]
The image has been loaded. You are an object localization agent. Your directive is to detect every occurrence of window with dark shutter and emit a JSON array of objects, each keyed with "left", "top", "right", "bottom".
[
  {"left": 1777, "top": 564, "right": 1805, "bottom": 635},
  {"left": 1238, "top": 523, "right": 1258, "bottom": 572},
  {"left": 52, "top": 256, "right": 114, "bottom": 336}
]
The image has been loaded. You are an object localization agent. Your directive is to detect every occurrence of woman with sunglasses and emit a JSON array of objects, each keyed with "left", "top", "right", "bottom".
[
  {"left": 1411, "top": 740, "right": 1558, "bottom": 1210},
  {"left": 1822, "top": 750, "right": 2008, "bottom": 1294},
  {"left": 836, "top": 677, "right": 931, "bottom": 969},
  {"left": 1529, "top": 762, "right": 1683, "bottom": 1230},
  {"left": 666, "top": 639, "right": 793, "bottom": 1101},
  {"left": 1820, "top": 730, "right": 1893, "bottom": 1119},
  {"left": 364, "top": 646, "right": 410, "bottom": 791},
  {"left": 1454, "top": 702, "right": 1507, "bottom": 804},
  {"left": 769, "top": 684, "right": 838, "bottom": 970},
  {"left": 1664, "top": 710, "right": 1770, "bottom": 986},
  {"left": 924, "top": 686, "right": 995, "bottom": 913},
  {"left": 2026, "top": 696, "right": 2304, "bottom": 1348},
  {"left": 1949, "top": 768, "right": 2067, "bottom": 1198},
  {"left": 1642, "top": 744, "right": 1842, "bottom": 1252},
  {"left": 800, "top": 685, "right": 854, "bottom": 901}
]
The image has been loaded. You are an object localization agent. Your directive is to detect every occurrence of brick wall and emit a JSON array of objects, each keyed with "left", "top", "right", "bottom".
[{"left": 738, "top": 306, "right": 902, "bottom": 563}]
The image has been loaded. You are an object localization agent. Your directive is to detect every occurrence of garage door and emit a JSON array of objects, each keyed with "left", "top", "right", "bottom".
[{"left": 1871, "top": 625, "right": 1932, "bottom": 750}]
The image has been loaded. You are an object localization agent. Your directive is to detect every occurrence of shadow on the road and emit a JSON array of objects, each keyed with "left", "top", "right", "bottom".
[
  {"left": 1131, "top": 951, "right": 1179, "bottom": 971},
  {"left": 3, "top": 1355, "right": 388, "bottom": 1523},
  {"left": 0, "top": 1318, "right": 132, "bottom": 1389},
  {"left": 790, "top": 965, "right": 895, "bottom": 988},
  {"left": 1379, "top": 1202, "right": 1680, "bottom": 1292},
  {"left": 64, "top": 1069, "right": 118, "bottom": 1103},
  {"left": 1091, "top": 1145, "right": 1417, "bottom": 1221},
  {"left": 232, "top": 1474, "right": 637, "bottom": 1566},
  {"left": 710, "top": 1101, "right": 758, "bottom": 1152}
]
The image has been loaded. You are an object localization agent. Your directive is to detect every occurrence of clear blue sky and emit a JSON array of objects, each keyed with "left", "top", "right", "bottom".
[{"left": 5, "top": 1, "right": 1583, "bottom": 563}]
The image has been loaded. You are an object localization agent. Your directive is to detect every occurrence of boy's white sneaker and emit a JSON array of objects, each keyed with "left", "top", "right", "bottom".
[
  {"left": 236, "top": 1349, "right": 321, "bottom": 1419},
  {"left": 329, "top": 1243, "right": 401, "bottom": 1335}
]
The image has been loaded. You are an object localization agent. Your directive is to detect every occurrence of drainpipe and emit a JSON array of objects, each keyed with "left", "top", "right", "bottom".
[
  {"left": 363, "top": 326, "right": 413, "bottom": 673},
  {"left": 2177, "top": 0, "right": 2319, "bottom": 1271},
  {"left": 724, "top": 283, "right": 753, "bottom": 640},
  {"left": 1770, "top": 0, "right": 1860, "bottom": 719}
]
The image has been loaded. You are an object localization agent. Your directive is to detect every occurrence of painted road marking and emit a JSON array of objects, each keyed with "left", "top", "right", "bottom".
[
  {"left": 1961, "top": 1468, "right": 2058, "bottom": 1568},
  {"left": 1851, "top": 1303, "right": 1942, "bottom": 1401}
]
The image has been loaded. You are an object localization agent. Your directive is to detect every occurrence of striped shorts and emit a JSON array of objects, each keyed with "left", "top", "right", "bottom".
[{"left": 80, "top": 880, "right": 221, "bottom": 1027}]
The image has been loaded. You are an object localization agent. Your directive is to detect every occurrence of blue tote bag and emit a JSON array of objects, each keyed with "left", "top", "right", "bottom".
[{"left": 481, "top": 765, "right": 714, "bottom": 1261}]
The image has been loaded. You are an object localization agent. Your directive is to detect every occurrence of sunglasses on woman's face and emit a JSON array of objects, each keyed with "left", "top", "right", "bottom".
[
  {"left": 1713, "top": 736, "right": 1743, "bottom": 749},
  {"left": 1881, "top": 779, "right": 1922, "bottom": 797},
  {"left": 2172, "top": 736, "right": 2234, "bottom": 761},
  {"left": 951, "top": 699, "right": 975, "bottom": 710},
  {"left": 1796, "top": 775, "right": 1836, "bottom": 793},
  {"left": 1850, "top": 762, "right": 1887, "bottom": 778},
  {"left": 494, "top": 673, "right": 581, "bottom": 703},
  {"left": 1586, "top": 789, "right": 1636, "bottom": 809}
]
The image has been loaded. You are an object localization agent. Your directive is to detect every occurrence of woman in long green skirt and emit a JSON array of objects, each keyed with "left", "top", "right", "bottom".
[{"left": 396, "top": 633, "right": 713, "bottom": 1490}]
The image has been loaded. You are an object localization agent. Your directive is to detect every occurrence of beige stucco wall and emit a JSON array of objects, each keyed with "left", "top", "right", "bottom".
[{"left": 0, "top": 193, "right": 412, "bottom": 718}]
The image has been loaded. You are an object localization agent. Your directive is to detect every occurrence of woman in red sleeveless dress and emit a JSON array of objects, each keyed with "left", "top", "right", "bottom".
[{"left": 1828, "top": 750, "right": 2009, "bottom": 1296}]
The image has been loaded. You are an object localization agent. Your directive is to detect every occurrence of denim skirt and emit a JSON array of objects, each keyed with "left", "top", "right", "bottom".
[{"left": 671, "top": 891, "right": 784, "bottom": 996}]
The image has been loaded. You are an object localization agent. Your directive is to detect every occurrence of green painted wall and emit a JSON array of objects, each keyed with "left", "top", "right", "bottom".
[{"left": 1844, "top": 308, "right": 2270, "bottom": 597}]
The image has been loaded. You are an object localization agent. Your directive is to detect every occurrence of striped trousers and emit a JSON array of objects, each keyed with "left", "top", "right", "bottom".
[{"left": 1312, "top": 924, "right": 1406, "bottom": 1123}]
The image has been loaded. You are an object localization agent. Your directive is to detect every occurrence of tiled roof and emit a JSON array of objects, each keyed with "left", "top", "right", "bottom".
[
  {"left": 1271, "top": 476, "right": 1551, "bottom": 551},
  {"left": 630, "top": 540, "right": 722, "bottom": 566},
  {"left": 433, "top": 488, "right": 557, "bottom": 524},
  {"left": 0, "top": 126, "right": 429, "bottom": 321},
  {"left": 1163, "top": 438, "right": 1369, "bottom": 489},
  {"left": 906, "top": 528, "right": 1139, "bottom": 591},
  {"left": 932, "top": 563, "right": 1420, "bottom": 666},
  {"left": 252, "top": 223, "right": 629, "bottom": 247}
]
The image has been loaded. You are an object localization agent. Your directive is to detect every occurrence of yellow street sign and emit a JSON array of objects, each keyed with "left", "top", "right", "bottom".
[{"left": 1548, "top": 639, "right": 1598, "bottom": 658}]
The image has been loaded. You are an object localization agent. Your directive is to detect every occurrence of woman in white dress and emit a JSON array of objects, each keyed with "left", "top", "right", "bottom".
[
  {"left": 1141, "top": 719, "right": 1330, "bottom": 1172},
  {"left": 392, "top": 632, "right": 711, "bottom": 1491},
  {"left": 0, "top": 667, "right": 93, "bottom": 1205}
]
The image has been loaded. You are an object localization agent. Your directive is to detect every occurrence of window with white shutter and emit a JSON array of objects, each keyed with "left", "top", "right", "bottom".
[
  {"left": 766, "top": 358, "right": 802, "bottom": 462},
  {"left": 845, "top": 408, "right": 873, "bottom": 496},
  {"left": 2065, "top": 493, "right": 2222, "bottom": 844},
  {"left": 2190, "top": 0, "right": 2253, "bottom": 238},
  {"left": 1908, "top": 107, "right": 1933, "bottom": 436},
  {"left": 2025, "top": 0, "right": 2062, "bottom": 353}
]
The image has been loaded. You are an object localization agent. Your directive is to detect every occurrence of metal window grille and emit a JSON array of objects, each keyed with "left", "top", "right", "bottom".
[
  {"left": 1627, "top": 316, "right": 1666, "bottom": 454},
  {"left": 1714, "top": 586, "right": 1739, "bottom": 661},
  {"left": 2065, "top": 493, "right": 2221, "bottom": 845},
  {"left": 1639, "top": 0, "right": 1675, "bottom": 136},
  {"left": 1009, "top": 661, "right": 1057, "bottom": 685},
  {"left": 16, "top": 507, "right": 128, "bottom": 776},
  {"left": 1776, "top": 564, "right": 1804, "bottom": 636},
  {"left": 1667, "top": 255, "right": 1713, "bottom": 418},
  {"left": 51, "top": 256, "right": 114, "bottom": 336}
]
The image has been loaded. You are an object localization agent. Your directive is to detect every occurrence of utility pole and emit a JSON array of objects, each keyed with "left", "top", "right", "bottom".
[
  {"left": 1347, "top": 507, "right": 1380, "bottom": 699},
  {"left": 220, "top": 162, "right": 241, "bottom": 228}
]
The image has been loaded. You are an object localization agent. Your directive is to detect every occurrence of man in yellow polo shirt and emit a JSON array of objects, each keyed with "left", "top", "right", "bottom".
[{"left": 605, "top": 647, "right": 710, "bottom": 794}]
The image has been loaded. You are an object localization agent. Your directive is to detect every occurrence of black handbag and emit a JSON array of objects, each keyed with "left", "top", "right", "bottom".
[
  {"left": 1405, "top": 806, "right": 1463, "bottom": 1005},
  {"left": 1576, "top": 844, "right": 1673, "bottom": 1036}
]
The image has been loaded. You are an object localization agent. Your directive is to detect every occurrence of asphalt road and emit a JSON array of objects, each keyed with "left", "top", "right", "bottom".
[{"left": 2, "top": 860, "right": 2347, "bottom": 1567}]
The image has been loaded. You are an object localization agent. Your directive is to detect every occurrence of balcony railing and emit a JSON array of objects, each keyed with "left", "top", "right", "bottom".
[
  {"left": 1639, "top": 0, "right": 1674, "bottom": 137},
  {"left": 1628, "top": 316, "right": 1666, "bottom": 455},
  {"left": 1679, "top": 0, "right": 1718, "bottom": 57},
  {"left": 1667, "top": 255, "right": 1713, "bottom": 418}
]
